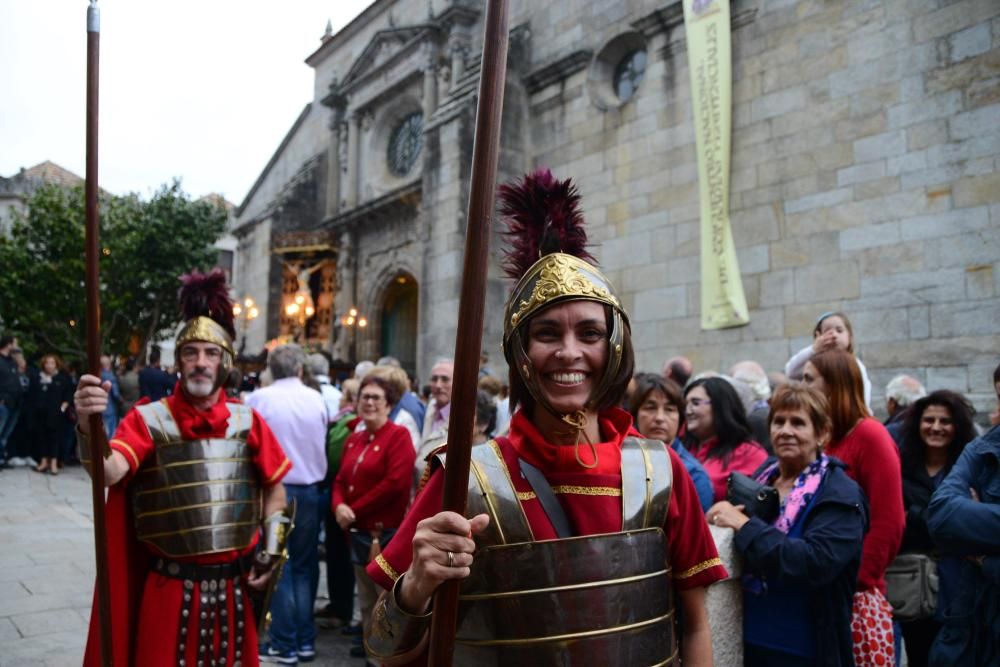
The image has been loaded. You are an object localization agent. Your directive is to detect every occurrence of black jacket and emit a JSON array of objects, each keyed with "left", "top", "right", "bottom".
[
  {"left": 735, "top": 458, "right": 869, "bottom": 667},
  {"left": 0, "top": 353, "right": 22, "bottom": 403}
]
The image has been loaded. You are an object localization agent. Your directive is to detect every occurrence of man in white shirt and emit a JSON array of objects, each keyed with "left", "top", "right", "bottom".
[{"left": 245, "top": 344, "right": 328, "bottom": 664}]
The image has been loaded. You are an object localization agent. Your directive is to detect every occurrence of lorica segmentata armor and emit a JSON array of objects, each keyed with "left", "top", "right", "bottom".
[
  {"left": 131, "top": 400, "right": 261, "bottom": 557},
  {"left": 369, "top": 436, "right": 676, "bottom": 666}
]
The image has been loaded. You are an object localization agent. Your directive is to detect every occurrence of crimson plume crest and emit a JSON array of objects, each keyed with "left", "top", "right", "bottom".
[
  {"left": 498, "top": 168, "right": 595, "bottom": 280},
  {"left": 177, "top": 268, "right": 236, "bottom": 339}
]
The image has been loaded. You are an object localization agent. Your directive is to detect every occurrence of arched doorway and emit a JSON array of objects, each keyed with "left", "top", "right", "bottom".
[{"left": 380, "top": 273, "right": 418, "bottom": 378}]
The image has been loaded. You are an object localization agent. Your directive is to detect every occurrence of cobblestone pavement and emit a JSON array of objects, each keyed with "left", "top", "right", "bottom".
[{"left": 0, "top": 465, "right": 363, "bottom": 666}]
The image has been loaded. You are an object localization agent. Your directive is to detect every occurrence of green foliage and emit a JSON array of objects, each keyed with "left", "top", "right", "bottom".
[{"left": 0, "top": 181, "right": 228, "bottom": 362}]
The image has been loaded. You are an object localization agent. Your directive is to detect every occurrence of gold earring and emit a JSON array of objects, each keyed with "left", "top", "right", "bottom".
[{"left": 522, "top": 363, "right": 530, "bottom": 379}]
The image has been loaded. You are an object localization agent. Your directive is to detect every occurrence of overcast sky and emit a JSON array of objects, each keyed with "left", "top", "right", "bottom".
[{"left": 0, "top": 0, "right": 372, "bottom": 204}]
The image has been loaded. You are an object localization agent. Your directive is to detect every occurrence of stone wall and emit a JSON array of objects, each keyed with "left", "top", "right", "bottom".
[
  {"left": 235, "top": 0, "right": 1000, "bottom": 409},
  {"left": 513, "top": 0, "right": 1000, "bottom": 415}
]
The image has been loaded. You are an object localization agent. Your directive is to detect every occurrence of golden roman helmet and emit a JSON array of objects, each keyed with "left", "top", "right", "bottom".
[
  {"left": 498, "top": 169, "right": 631, "bottom": 417},
  {"left": 175, "top": 269, "right": 237, "bottom": 395}
]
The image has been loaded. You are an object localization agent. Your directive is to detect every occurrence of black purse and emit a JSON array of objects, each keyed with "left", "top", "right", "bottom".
[{"left": 726, "top": 472, "right": 780, "bottom": 523}]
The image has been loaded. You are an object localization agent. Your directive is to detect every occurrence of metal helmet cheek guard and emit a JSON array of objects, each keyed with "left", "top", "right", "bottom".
[{"left": 502, "top": 253, "right": 629, "bottom": 415}]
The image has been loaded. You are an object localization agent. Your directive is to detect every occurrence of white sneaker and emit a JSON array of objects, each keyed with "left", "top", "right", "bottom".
[
  {"left": 8, "top": 457, "right": 26, "bottom": 467},
  {"left": 25, "top": 457, "right": 37, "bottom": 467}
]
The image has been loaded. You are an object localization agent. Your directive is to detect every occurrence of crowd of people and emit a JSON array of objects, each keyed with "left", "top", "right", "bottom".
[
  {"left": 0, "top": 338, "right": 194, "bottom": 476},
  {"left": 9, "top": 169, "right": 999, "bottom": 667}
]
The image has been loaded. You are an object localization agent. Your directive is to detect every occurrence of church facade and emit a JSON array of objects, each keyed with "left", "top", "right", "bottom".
[{"left": 231, "top": 0, "right": 1000, "bottom": 413}]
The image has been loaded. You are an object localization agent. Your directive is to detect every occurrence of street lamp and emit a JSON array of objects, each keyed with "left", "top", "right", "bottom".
[
  {"left": 232, "top": 296, "right": 259, "bottom": 355},
  {"left": 340, "top": 306, "right": 367, "bottom": 361}
]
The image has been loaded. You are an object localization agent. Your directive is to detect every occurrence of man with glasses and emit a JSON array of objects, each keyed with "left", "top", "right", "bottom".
[{"left": 417, "top": 359, "right": 454, "bottom": 468}]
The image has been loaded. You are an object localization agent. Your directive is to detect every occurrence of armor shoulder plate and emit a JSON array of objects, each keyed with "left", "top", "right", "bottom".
[{"left": 621, "top": 436, "right": 673, "bottom": 531}]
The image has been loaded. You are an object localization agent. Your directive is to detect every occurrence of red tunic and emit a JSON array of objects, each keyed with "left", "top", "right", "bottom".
[
  {"left": 825, "top": 417, "right": 904, "bottom": 594},
  {"left": 333, "top": 420, "right": 416, "bottom": 530},
  {"left": 691, "top": 437, "right": 769, "bottom": 502},
  {"left": 83, "top": 386, "right": 291, "bottom": 667},
  {"left": 366, "top": 408, "right": 726, "bottom": 663}
]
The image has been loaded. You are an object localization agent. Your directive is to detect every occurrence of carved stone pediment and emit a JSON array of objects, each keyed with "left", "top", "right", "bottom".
[{"left": 342, "top": 26, "right": 438, "bottom": 91}]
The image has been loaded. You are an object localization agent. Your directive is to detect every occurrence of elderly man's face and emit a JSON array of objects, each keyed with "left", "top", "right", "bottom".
[
  {"left": 430, "top": 362, "right": 454, "bottom": 407},
  {"left": 179, "top": 342, "right": 223, "bottom": 397}
]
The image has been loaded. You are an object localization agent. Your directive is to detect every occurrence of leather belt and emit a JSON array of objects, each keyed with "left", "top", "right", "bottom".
[{"left": 152, "top": 553, "right": 254, "bottom": 581}]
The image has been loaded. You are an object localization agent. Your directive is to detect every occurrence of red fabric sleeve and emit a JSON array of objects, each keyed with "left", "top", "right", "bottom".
[
  {"left": 852, "top": 419, "right": 905, "bottom": 592},
  {"left": 349, "top": 427, "right": 417, "bottom": 519},
  {"left": 108, "top": 398, "right": 154, "bottom": 474},
  {"left": 247, "top": 406, "right": 292, "bottom": 486},
  {"left": 665, "top": 447, "right": 728, "bottom": 590}
]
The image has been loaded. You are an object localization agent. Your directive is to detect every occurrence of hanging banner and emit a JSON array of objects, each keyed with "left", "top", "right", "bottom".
[{"left": 684, "top": 0, "right": 749, "bottom": 330}]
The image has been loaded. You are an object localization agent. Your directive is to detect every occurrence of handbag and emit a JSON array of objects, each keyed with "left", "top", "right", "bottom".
[
  {"left": 885, "top": 552, "right": 939, "bottom": 621},
  {"left": 348, "top": 524, "right": 396, "bottom": 566},
  {"left": 852, "top": 589, "right": 896, "bottom": 665},
  {"left": 726, "top": 472, "right": 780, "bottom": 523}
]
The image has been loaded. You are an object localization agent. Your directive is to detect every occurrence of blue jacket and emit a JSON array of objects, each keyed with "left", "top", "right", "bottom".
[
  {"left": 671, "top": 438, "right": 714, "bottom": 512},
  {"left": 927, "top": 426, "right": 1000, "bottom": 666},
  {"left": 391, "top": 391, "right": 426, "bottom": 435},
  {"left": 734, "top": 458, "right": 868, "bottom": 667}
]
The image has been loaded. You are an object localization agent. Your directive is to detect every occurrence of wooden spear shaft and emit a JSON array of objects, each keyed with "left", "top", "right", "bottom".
[
  {"left": 85, "top": 2, "right": 113, "bottom": 664},
  {"left": 427, "top": 0, "right": 509, "bottom": 663}
]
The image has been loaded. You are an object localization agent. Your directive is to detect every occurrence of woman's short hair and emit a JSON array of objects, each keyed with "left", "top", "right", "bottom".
[
  {"left": 366, "top": 365, "right": 409, "bottom": 403},
  {"left": 813, "top": 311, "right": 856, "bottom": 353},
  {"left": 39, "top": 353, "right": 64, "bottom": 372},
  {"left": 359, "top": 374, "right": 400, "bottom": 407},
  {"left": 340, "top": 378, "right": 360, "bottom": 404},
  {"left": 475, "top": 390, "right": 498, "bottom": 437},
  {"left": 508, "top": 303, "right": 634, "bottom": 417},
  {"left": 808, "top": 350, "right": 869, "bottom": 441},
  {"left": 768, "top": 383, "right": 832, "bottom": 441},
  {"left": 683, "top": 376, "right": 753, "bottom": 462},
  {"left": 478, "top": 374, "right": 503, "bottom": 397},
  {"left": 901, "top": 390, "right": 976, "bottom": 472},
  {"left": 627, "top": 373, "right": 684, "bottom": 423}
]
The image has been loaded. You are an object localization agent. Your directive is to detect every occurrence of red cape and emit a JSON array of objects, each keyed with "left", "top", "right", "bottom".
[{"left": 82, "top": 482, "right": 147, "bottom": 667}]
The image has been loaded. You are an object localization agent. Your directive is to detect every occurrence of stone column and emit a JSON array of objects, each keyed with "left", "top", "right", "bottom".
[
  {"left": 449, "top": 36, "right": 467, "bottom": 90},
  {"left": 422, "top": 48, "right": 439, "bottom": 119},
  {"left": 324, "top": 112, "right": 342, "bottom": 220},
  {"left": 332, "top": 229, "right": 355, "bottom": 361},
  {"left": 345, "top": 113, "right": 360, "bottom": 209}
]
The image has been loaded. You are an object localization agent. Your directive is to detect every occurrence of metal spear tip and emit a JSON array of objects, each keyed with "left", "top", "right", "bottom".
[{"left": 87, "top": 0, "right": 100, "bottom": 33}]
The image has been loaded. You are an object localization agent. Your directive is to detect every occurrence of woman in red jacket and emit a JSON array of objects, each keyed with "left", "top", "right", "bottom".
[
  {"left": 804, "top": 349, "right": 905, "bottom": 666},
  {"left": 333, "top": 374, "right": 416, "bottom": 660}
]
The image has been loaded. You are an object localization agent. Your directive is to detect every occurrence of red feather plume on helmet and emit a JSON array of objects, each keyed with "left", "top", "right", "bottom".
[
  {"left": 177, "top": 268, "right": 236, "bottom": 340},
  {"left": 498, "top": 168, "right": 596, "bottom": 281}
]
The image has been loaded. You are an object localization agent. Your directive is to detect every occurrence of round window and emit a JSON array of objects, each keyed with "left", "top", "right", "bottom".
[
  {"left": 387, "top": 112, "right": 423, "bottom": 177},
  {"left": 613, "top": 49, "right": 647, "bottom": 103}
]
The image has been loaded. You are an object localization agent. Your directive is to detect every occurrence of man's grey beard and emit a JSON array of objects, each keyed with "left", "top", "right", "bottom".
[{"left": 185, "top": 377, "right": 215, "bottom": 397}]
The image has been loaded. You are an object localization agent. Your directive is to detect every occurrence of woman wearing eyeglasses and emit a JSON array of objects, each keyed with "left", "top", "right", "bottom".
[
  {"left": 684, "top": 376, "right": 768, "bottom": 503},
  {"left": 332, "top": 374, "right": 416, "bottom": 661}
]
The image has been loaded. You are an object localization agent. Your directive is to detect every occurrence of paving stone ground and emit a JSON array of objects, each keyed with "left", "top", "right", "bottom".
[{"left": 0, "top": 465, "right": 362, "bottom": 667}]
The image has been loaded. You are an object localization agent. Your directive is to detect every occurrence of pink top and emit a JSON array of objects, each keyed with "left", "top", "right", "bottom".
[{"left": 691, "top": 437, "right": 769, "bottom": 503}]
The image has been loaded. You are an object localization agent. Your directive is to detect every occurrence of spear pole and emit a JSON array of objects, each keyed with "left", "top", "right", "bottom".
[
  {"left": 427, "top": 0, "right": 510, "bottom": 663},
  {"left": 85, "top": 2, "right": 113, "bottom": 664}
]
